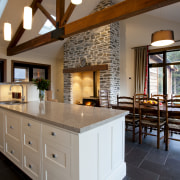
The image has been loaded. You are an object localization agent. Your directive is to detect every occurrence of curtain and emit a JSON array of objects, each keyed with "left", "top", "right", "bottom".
[{"left": 134, "top": 46, "right": 148, "bottom": 94}]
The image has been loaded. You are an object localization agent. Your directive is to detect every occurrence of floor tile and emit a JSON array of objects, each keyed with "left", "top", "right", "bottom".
[
  {"left": 125, "top": 147, "right": 148, "bottom": 167},
  {"left": 145, "top": 148, "right": 169, "bottom": 165},
  {"left": 126, "top": 163, "right": 159, "bottom": 180}
]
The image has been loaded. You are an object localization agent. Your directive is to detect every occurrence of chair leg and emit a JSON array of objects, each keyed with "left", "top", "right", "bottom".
[
  {"left": 132, "top": 124, "right": 135, "bottom": 142},
  {"left": 139, "top": 124, "right": 142, "bottom": 144},
  {"left": 164, "top": 127, "right": 166, "bottom": 143},
  {"left": 157, "top": 128, "right": 160, "bottom": 149},
  {"left": 165, "top": 128, "right": 169, "bottom": 151}
]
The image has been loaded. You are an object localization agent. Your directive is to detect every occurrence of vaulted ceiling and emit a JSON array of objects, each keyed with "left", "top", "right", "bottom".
[{"left": 0, "top": 0, "right": 180, "bottom": 59}]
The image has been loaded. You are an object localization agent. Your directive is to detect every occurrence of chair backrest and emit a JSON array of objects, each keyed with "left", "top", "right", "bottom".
[
  {"left": 134, "top": 93, "right": 148, "bottom": 102},
  {"left": 117, "top": 95, "right": 135, "bottom": 114},
  {"left": 170, "top": 94, "right": 180, "bottom": 106},
  {"left": 139, "top": 97, "right": 161, "bottom": 124},
  {"left": 99, "top": 89, "right": 109, "bottom": 108},
  {"left": 166, "top": 98, "right": 180, "bottom": 123},
  {"left": 151, "top": 93, "right": 167, "bottom": 102}
]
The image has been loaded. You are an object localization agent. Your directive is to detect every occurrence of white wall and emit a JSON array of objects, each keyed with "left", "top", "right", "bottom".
[
  {"left": 120, "top": 14, "right": 180, "bottom": 97},
  {"left": 0, "top": 46, "right": 57, "bottom": 101}
]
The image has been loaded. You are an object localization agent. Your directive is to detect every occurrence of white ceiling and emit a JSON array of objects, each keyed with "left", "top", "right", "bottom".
[{"left": 0, "top": 0, "right": 180, "bottom": 59}]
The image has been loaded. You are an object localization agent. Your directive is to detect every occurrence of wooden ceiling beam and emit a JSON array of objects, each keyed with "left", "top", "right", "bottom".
[
  {"left": 61, "top": 3, "right": 76, "bottom": 26},
  {"left": 63, "top": 0, "right": 180, "bottom": 38},
  {"left": 56, "top": 0, "right": 65, "bottom": 27},
  {"left": 37, "top": 3, "right": 56, "bottom": 27},
  {"left": 7, "top": 31, "right": 56, "bottom": 56},
  {"left": 7, "top": 0, "right": 179, "bottom": 56},
  {"left": 8, "top": 0, "right": 43, "bottom": 49}
]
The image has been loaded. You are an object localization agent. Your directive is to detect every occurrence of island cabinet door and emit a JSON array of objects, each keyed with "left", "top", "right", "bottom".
[
  {"left": 4, "top": 112, "right": 22, "bottom": 168},
  {"left": 78, "top": 117, "right": 126, "bottom": 180},
  {"left": 0, "top": 110, "right": 4, "bottom": 152}
]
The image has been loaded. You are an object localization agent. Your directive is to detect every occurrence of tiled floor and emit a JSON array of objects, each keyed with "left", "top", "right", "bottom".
[
  {"left": 123, "top": 131, "right": 180, "bottom": 180},
  {"left": 0, "top": 132, "right": 179, "bottom": 180}
]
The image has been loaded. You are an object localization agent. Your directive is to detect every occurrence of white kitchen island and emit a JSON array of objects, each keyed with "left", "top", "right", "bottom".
[{"left": 0, "top": 101, "right": 128, "bottom": 180}]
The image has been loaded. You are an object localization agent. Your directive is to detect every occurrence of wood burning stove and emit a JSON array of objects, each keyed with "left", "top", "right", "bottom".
[{"left": 83, "top": 97, "right": 99, "bottom": 107}]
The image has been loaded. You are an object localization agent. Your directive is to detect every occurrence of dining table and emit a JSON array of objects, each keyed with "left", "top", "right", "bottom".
[{"left": 111, "top": 102, "right": 180, "bottom": 117}]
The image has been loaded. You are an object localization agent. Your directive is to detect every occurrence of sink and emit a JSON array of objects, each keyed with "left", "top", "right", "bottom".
[{"left": 0, "top": 100, "right": 27, "bottom": 105}]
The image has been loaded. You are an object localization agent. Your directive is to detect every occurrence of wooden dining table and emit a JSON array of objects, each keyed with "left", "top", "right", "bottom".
[{"left": 111, "top": 103, "right": 180, "bottom": 117}]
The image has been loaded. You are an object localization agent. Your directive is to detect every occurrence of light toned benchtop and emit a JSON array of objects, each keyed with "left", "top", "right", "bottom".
[{"left": 0, "top": 101, "right": 128, "bottom": 133}]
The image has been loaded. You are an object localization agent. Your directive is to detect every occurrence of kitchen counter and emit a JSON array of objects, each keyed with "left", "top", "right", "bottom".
[
  {"left": 0, "top": 101, "right": 128, "bottom": 133},
  {"left": 0, "top": 101, "right": 127, "bottom": 180}
]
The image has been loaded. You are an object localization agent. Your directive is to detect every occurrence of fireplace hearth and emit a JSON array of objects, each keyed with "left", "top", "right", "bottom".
[{"left": 83, "top": 97, "right": 99, "bottom": 107}]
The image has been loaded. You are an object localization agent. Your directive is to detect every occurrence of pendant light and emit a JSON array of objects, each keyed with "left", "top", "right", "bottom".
[
  {"left": 4, "top": 22, "right": 11, "bottom": 41},
  {"left": 151, "top": 30, "right": 175, "bottom": 47},
  {"left": 71, "top": 0, "right": 82, "bottom": 5},
  {"left": 23, "top": 6, "right": 32, "bottom": 30}
]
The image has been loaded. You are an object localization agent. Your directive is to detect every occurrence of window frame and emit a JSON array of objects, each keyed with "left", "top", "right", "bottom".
[
  {"left": 148, "top": 49, "right": 180, "bottom": 97},
  {"left": 11, "top": 60, "right": 51, "bottom": 89}
]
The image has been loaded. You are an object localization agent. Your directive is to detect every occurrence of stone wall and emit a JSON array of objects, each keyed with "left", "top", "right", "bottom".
[{"left": 64, "top": 0, "right": 120, "bottom": 104}]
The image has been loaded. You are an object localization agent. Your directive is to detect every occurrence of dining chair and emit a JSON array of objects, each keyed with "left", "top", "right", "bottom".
[
  {"left": 99, "top": 89, "right": 110, "bottom": 108},
  {"left": 139, "top": 97, "right": 166, "bottom": 149},
  {"left": 134, "top": 93, "right": 148, "bottom": 102},
  {"left": 151, "top": 93, "right": 167, "bottom": 102},
  {"left": 117, "top": 95, "right": 139, "bottom": 142},
  {"left": 165, "top": 98, "right": 180, "bottom": 151}
]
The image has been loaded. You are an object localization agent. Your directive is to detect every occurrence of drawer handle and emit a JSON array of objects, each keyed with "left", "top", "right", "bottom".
[
  {"left": 52, "top": 154, "right": 57, "bottom": 158},
  {"left": 28, "top": 123, "right": 31, "bottom": 127},
  {"left": 29, "top": 164, "right": 32, "bottom": 169},
  {"left": 10, "top": 150, "right": 14, "bottom": 154},
  {"left": 10, "top": 125, "right": 13, "bottom": 129},
  {"left": 28, "top": 141, "right": 32, "bottom": 145},
  {"left": 51, "top": 132, "right": 56, "bottom": 136}
]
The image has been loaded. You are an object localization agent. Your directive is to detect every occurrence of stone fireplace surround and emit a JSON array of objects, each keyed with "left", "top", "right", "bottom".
[{"left": 64, "top": 0, "right": 120, "bottom": 105}]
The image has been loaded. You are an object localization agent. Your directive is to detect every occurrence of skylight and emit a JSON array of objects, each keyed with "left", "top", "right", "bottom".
[
  {"left": 0, "top": 0, "right": 8, "bottom": 18},
  {"left": 39, "top": 15, "right": 56, "bottom": 35}
]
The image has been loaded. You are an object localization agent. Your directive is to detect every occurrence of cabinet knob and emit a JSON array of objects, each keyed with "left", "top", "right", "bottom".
[
  {"left": 51, "top": 132, "right": 56, "bottom": 136},
  {"left": 10, "top": 150, "right": 14, "bottom": 154},
  {"left": 29, "top": 164, "right": 32, "bottom": 169},
  {"left": 28, "top": 123, "right": 31, "bottom": 127},
  {"left": 52, "top": 154, "right": 57, "bottom": 158},
  {"left": 28, "top": 141, "right": 32, "bottom": 145},
  {"left": 10, "top": 125, "right": 13, "bottom": 129}
]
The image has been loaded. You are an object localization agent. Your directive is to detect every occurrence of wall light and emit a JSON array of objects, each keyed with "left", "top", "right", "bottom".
[
  {"left": 71, "top": 0, "right": 82, "bottom": 5},
  {"left": 23, "top": 6, "right": 32, "bottom": 30},
  {"left": 151, "top": 30, "right": 175, "bottom": 47},
  {"left": 4, "top": 22, "right": 11, "bottom": 41}
]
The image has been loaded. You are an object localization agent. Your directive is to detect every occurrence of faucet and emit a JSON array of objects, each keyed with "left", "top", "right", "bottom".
[{"left": 10, "top": 84, "right": 25, "bottom": 102}]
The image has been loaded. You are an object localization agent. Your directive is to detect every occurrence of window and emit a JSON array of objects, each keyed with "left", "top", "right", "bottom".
[
  {"left": 148, "top": 50, "right": 180, "bottom": 98},
  {"left": 0, "top": 0, "right": 8, "bottom": 19},
  {"left": 11, "top": 61, "right": 51, "bottom": 88},
  {"left": 14, "top": 67, "right": 29, "bottom": 82},
  {"left": 39, "top": 15, "right": 56, "bottom": 35}
]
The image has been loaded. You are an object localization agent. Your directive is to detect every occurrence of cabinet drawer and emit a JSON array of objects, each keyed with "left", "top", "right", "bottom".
[
  {"left": 5, "top": 114, "right": 21, "bottom": 141},
  {"left": 43, "top": 125, "right": 71, "bottom": 148},
  {"left": 5, "top": 137, "right": 22, "bottom": 166},
  {"left": 23, "top": 133, "right": 41, "bottom": 153},
  {"left": 23, "top": 149, "right": 41, "bottom": 180},
  {"left": 43, "top": 163, "right": 69, "bottom": 180},
  {"left": 22, "top": 117, "right": 41, "bottom": 135},
  {"left": 43, "top": 142, "right": 70, "bottom": 177}
]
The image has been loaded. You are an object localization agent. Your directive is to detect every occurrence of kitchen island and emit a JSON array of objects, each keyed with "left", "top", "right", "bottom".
[{"left": 0, "top": 101, "right": 127, "bottom": 180}]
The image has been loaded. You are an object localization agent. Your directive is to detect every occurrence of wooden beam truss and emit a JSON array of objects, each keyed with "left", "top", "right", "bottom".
[{"left": 7, "top": 0, "right": 179, "bottom": 56}]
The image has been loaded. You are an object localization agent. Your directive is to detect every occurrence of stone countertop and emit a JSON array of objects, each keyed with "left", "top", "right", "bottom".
[{"left": 0, "top": 101, "right": 128, "bottom": 133}]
